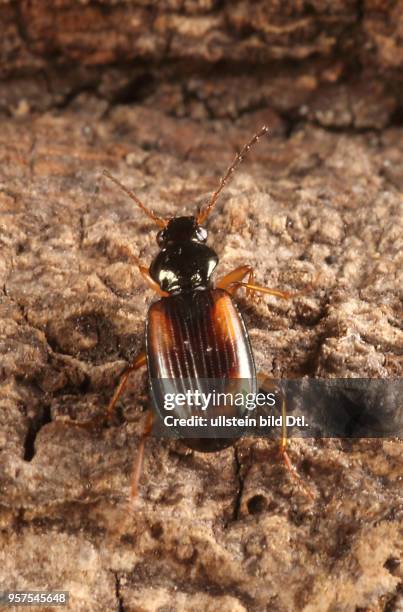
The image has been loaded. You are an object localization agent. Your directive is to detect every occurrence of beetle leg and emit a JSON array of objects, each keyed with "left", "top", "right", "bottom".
[
  {"left": 216, "top": 265, "right": 256, "bottom": 299},
  {"left": 257, "top": 371, "right": 278, "bottom": 391},
  {"left": 216, "top": 264, "right": 252, "bottom": 289},
  {"left": 278, "top": 397, "right": 315, "bottom": 501},
  {"left": 138, "top": 266, "right": 169, "bottom": 297},
  {"left": 130, "top": 410, "right": 153, "bottom": 503},
  {"left": 217, "top": 266, "right": 297, "bottom": 300},
  {"left": 231, "top": 281, "right": 293, "bottom": 300},
  {"left": 116, "top": 246, "right": 168, "bottom": 297},
  {"left": 245, "top": 269, "right": 256, "bottom": 300},
  {"left": 57, "top": 351, "right": 147, "bottom": 430},
  {"left": 103, "top": 351, "right": 147, "bottom": 422},
  {"left": 258, "top": 372, "right": 315, "bottom": 501},
  {"left": 231, "top": 271, "right": 321, "bottom": 300}
]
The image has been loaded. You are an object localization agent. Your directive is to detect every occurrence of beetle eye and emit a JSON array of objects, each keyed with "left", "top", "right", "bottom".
[
  {"left": 157, "top": 230, "right": 166, "bottom": 246},
  {"left": 195, "top": 226, "right": 207, "bottom": 242}
]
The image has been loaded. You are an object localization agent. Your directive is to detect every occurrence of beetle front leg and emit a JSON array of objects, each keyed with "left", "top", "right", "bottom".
[
  {"left": 217, "top": 265, "right": 296, "bottom": 300},
  {"left": 117, "top": 246, "right": 168, "bottom": 297},
  {"left": 138, "top": 266, "right": 169, "bottom": 297},
  {"left": 216, "top": 265, "right": 256, "bottom": 299}
]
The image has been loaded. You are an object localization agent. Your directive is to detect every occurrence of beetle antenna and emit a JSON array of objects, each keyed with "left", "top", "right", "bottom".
[
  {"left": 197, "top": 126, "right": 269, "bottom": 225},
  {"left": 103, "top": 170, "right": 167, "bottom": 228}
]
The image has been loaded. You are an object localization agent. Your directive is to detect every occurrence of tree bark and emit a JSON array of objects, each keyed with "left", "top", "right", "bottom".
[{"left": 0, "top": 2, "right": 402, "bottom": 611}]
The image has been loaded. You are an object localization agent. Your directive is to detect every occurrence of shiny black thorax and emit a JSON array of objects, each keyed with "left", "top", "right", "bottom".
[{"left": 149, "top": 216, "right": 218, "bottom": 294}]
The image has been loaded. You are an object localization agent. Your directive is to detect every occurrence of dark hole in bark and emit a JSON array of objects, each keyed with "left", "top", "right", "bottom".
[
  {"left": 247, "top": 494, "right": 267, "bottom": 514},
  {"left": 23, "top": 404, "right": 52, "bottom": 462},
  {"left": 384, "top": 556, "right": 400, "bottom": 575},
  {"left": 150, "top": 522, "right": 164, "bottom": 539}
]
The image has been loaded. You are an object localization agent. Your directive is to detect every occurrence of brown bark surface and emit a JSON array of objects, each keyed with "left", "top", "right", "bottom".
[{"left": 0, "top": 2, "right": 402, "bottom": 611}]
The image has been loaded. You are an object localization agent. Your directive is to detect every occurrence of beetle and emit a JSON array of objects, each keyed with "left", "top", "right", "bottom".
[{"left": 75, "top": 127, "right": 311, "bottom": 500}]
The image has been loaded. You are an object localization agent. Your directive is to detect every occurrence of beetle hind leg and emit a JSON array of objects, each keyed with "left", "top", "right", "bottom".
[
  {"left": 258, "top": 373, "right": 315, "bottom": 501},
  {"left": 57, "top": 351, "right": 147, "bottom": 430},
  {"left": 103, "top": 351, "right": 147, "bottom": 424},
  {"left": 278, "top": 396, "right": 315, "bottom": 501},
  {"left": 130, "top": 410, "right": 153, "bottom": 504}
]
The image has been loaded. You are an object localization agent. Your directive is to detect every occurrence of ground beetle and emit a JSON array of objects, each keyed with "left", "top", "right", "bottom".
[{"left": 74, "top": 127, "right": 312, "bottom": 500}]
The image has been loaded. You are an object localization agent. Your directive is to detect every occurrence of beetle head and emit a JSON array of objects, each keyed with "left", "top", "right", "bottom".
[{"left": 156, "top": 216, "right": 207, "bottom": 247}]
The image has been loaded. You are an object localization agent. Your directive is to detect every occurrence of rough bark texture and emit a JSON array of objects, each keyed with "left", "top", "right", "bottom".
[{"left": 0, "top": 2, "right": 402, "bottom": 611}]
